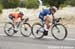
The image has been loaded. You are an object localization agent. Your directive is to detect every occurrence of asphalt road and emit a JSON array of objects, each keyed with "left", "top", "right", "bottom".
[{"left": 0, "top": 27, "right": 75, "bottom": 49}]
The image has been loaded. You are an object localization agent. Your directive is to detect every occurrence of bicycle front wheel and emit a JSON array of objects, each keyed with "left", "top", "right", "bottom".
[
  {"left": 51, "top": 24, "right": 68, "bottom": 40},
  {"left": 20, "top": 23, "right": 31, "bottom": 37}
]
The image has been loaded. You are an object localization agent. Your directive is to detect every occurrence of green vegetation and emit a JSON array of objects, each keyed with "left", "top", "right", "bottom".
[
  {"left": 0, "top": 0, "right": 3, "bottom": 13},
  {"left": 2, "top": 0, "right": 20, "bottom": 8},
  {"left": 42, "top": 0, "right": 75, "bottom": 8},
  {"left": 64, "top": 0, "right": 75, "bottom": 6},
  {"left": 1, "top": 0, "right": 39, "bottom": 9},
  {"left": 24, "top": 0, "right": 39, "bottom": 9},
  {"left": 0, "top": 0, "right": 75, "bottom": 9},
  {"left": 42, "top": 0, "right": 65, "bottom": 9},
  {"left": 0, "top": 4, "right": 3, "bottom": 13}
]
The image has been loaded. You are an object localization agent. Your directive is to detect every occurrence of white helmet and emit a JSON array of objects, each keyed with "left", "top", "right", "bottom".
[{"left": 51, "top": 6, "right": 57, "bottom": 12}]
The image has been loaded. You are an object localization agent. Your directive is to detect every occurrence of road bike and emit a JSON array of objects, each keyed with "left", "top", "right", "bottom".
[
  {"left": 31, "top": 18, "right": 68, "bottom": 40},
  {"left": 4, "top": 18, "right": 31, "bottom": 37}
]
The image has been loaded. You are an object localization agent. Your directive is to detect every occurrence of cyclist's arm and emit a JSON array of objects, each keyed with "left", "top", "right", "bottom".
[
  {"left": 52, "top": 13, "right": 55, "bottom": 20},
  {"left": 19, "top": 15, "right": 24, "bottom": 20},
  {"left": 50, "top": 8, "right": 55, "bottom": 20}
]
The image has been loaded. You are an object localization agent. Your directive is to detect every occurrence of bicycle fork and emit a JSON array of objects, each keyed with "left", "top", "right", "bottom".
[{"left": 55, "top": 25, "right": 60, "bottom": 33}]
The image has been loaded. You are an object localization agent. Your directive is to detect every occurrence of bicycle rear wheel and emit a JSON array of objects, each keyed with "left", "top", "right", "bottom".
[
  {"left": 31, "top": 23, "right": 44, "bottom": 39},
  {"left": 20, "top": 23, "right": 31, "bottom": 37},
  {"left": 4, "top": 22, "right": 15, "bottom": 36},
  {"left": 51, "top": 24, "right": 68, "bottom": 40}
]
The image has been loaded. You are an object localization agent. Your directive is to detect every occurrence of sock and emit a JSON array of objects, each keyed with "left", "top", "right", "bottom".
[
  {"left": 14, "top": 26, "right": 17, "bottom": 31},
  {"left": 44, "top": 24, "right": 49, "bottom": 31},
  {"left": 44, "top": 23, "right": 52, "bottom": 31}
]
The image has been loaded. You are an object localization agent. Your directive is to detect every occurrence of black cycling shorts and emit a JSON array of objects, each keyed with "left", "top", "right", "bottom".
[{"left": 9, "top": 16, "right": 15, "bottom": 20}]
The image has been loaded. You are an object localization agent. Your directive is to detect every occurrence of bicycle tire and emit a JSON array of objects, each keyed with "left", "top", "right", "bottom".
[
  {"left": 20, "top": 23, "right": 31, "bottom": 37},
  {"left": 4, "top": 22, "right": 15, "bottom": 36},
  {"left": 51, "top": 24, "right": 68, "bottom": 40},
  {"left": 31, "top": 23, "right": 44, "bottom": 39}
]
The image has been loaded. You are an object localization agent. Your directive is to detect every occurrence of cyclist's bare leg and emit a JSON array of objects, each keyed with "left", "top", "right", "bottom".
[
  {"left": 13, "top": 18, "right": 21, "bottom": 31},
  {"left": 44, "top": 16, "right": 52, "bottom": 31},
  {"left": 13, "top": 18, "right": 17, "bottom": 30}
]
